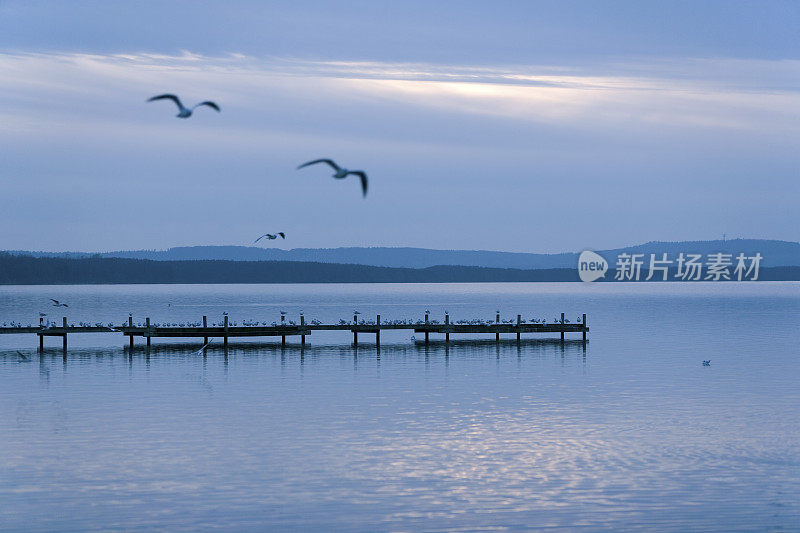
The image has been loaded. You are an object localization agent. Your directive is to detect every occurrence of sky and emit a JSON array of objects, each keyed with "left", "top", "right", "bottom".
[{"left": 0, "top": 0, "right": 798, "bottom": 253}]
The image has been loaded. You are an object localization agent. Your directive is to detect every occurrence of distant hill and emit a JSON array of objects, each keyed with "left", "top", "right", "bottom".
[
  {"left": 6, "top": 239, "right": 800, "bottom": 269},
  {"left": 0, "top": 253, "right": 797, "bottom": 285}
]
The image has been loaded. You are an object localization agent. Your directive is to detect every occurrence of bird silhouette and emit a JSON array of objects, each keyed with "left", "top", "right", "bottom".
[
  {"left": 50, "top": 299, "right": 68, "bottom": 307},
  {"left": 297, "top": 159, "right": 368, "bottom": 197},
  {"left": 702, "top": 360, "right": 711, "bottom": 366},
  {"left": 147, "top": 94, "right": 220, "bottom": 118},
  {"left": 16, "top": 351, "right": 29, "bottom": 362},
  {"left": 254, "top": 232, "right": 285, "bottom": 243}
]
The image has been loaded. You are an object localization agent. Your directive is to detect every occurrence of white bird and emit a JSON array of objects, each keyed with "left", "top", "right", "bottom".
[
  {"left": 147, "top": 94, "right": 220, "bottom": 118},
  {"left": 297, "top": 159, "right": 368, "bottom": 197},
  {"left": 254, "top": 232, "right": 285, "bottom": 243},
  {"left": 50, "top": 299, "right": 68, "bottom": 307},
  {"left": 195, "top": 339, "right": 214, "bottom": 356}
]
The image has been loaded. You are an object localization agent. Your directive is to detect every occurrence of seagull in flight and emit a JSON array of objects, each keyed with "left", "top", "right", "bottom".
[
  {"left": 147, "top": 94, "right": 220, "bottom": 119},
  {"left": 297, "top": 159, "right": 368, "bottom": 197},
  {"left": 254, "top": 232, "right": 285, "bottom": 243},
  {"left": 16, "top": 351, "right": 29, "bottom": 362},
  {"left": 50, "top": 299, "right": 68, "bottom": 308},
  {"left": 195, "top": 339, "right": 214, "bottom": 356}
]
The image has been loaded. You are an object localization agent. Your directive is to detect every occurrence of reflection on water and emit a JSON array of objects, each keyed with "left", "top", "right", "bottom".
[{"left": 0, "top": 283, "right": 799, "bottom": 530}]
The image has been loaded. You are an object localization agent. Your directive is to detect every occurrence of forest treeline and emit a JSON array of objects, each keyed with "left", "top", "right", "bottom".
[{"left": 0, "top": 253, "right": 797, "bottom": 284}]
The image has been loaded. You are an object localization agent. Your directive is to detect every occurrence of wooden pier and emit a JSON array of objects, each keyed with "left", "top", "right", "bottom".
[{"left": 0, "top": 312, "right": 588, "bottom": 351}]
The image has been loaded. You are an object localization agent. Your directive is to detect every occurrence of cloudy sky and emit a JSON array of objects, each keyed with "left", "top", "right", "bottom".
[{"left": 1, "top": 0, "right": 798, "bottom": 252}]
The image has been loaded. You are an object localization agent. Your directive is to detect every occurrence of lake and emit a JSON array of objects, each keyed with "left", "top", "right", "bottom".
[{"left": 1, "top": 282, "right": 798, "bottom": 531}]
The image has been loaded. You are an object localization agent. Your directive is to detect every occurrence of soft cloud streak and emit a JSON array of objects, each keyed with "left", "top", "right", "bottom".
[
  {"left": 2, "top": 52, "right": 799, "bottom": 136},
  {"left": 0, "top": 51, "right": 798, "bottom": 252}
]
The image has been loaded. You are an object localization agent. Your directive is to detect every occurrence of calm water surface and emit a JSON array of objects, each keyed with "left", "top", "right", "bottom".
[{"left": 1, "top": 282, "right": 798, "bottom": 531}]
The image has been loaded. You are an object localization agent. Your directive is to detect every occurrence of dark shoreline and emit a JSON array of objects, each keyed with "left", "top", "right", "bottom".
[{"left": 1, "top": 254, "right": 798, "bottom": 284}]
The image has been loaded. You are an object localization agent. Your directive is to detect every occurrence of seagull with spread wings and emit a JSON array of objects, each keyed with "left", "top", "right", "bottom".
[
  {"left": 297, "top": 159, "right": 368, "bottom": 197},
  {"left": 147, "top": 94, "right": 220, "bottom": 118},
  {"left": 50, "top": 299, "right": 68, "bottom": 308},
  {"left": 254, "top": 232, "right": 286, "bottom": 243}
]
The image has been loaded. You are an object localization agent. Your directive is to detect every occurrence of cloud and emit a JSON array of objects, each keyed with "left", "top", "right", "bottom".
[
  {"left": 1, "top": 51, "right": 799, "bottom": 138},
  {"left": 0, "top": 51, "right": 798, "bottom": 252}
]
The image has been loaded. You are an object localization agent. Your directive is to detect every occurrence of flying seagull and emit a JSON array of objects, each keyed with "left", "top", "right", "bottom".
[
  {"left": 50, "top": 299, "right": 68, "bottom": 308},
  {"left": 147, "top": 94, "right": 220, "bottom": 118},
  {"left": 297, "top": 159, "right": 368, "bottom": 197},
  {"left": 16, "top": 351, "right": 29, "bottom": 362},
  {"left": 194, "top": 339, "right": 214, "bottom": 356},
  {"left": 254, "top": 232, "right": 285, "bottom": 243}
]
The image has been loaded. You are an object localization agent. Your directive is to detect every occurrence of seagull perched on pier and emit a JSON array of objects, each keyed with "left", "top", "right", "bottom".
[
  {"left": 147, "top": 94, "right": 220, "bottom": 118},
  {"left": 50, "top": 299, "right": 68, "bottom": 308},
  {"left": 297, "top": 159, "right": 368, "bottom": 197},
  {"left": 254, "top": 232, "right": 285, "bottom": 243}
]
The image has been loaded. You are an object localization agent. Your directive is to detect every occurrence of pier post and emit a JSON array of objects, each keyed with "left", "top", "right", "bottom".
[
  {"left": 496, "top": 312, "right": 500, "bottom": 342},
  {"left": 445, "top": 313, "right": 450, "bottom": 344},
  {"left": 203, "top": 316, "right": 208, "bottom": 344},
  {"left": 62, "top": 317, "right": 67, "bottom": 351},
  {"left": 424, "top": 313, "right": 429, "bottom": 345},
  {"left": 128, "top": 315, "right": 133, "bottom": 349},
  {"left": 353, "top": 314, "right": 358, "bottom": 347},
  {"left": 301, "top": 315, "right": 306, "bottom": 346},
  {"left": 376, "top": 315, "right": 380, "bottom": 347},
  {"left": 560, "top": 312, "right": 565, "bottom": 343},
  {"left": 39, "top": 333, "right": 44, "bottom": 351},
  {"left": 517, "top": 314, "right": 521, "bottom": 342},
  {"left": 582, "top": 313, "right": 587, "bottom": 343},
  {"left": 146, "top": 317, "right": 151, "bottom": 347},
  {"left": 223, "top": 315, "right": 228, "bottom": 347}
]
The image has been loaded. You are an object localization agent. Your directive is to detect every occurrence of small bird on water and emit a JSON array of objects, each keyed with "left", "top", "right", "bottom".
[
  {"left": 254, "top": 232, "right": 285, "bottom": 243},
  {"left": 147, "top": 94, "right": 220, "bottom": 118},
  {"left": 297, "top": 159, "right": 368, "bottom": 197},
  {"left": 702, "top": 360, "right": 711, "bottom": 366}
]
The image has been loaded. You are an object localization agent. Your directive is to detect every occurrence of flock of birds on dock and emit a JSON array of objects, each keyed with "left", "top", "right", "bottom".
[
  {"left": 6, "top": 312, "right": 583, "bottom": 330},
  {"left": 147, "top": 93, "right": 370, "bottom": 246}
]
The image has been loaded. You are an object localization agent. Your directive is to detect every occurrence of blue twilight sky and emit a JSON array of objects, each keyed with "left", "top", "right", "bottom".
[{"left": 0, "top": 0, "right": 798, "bottom": 253}]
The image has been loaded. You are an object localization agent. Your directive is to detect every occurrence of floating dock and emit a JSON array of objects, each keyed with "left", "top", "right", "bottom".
[{"left": 1, "top": 312, "right": 588, "bottom": 351}]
